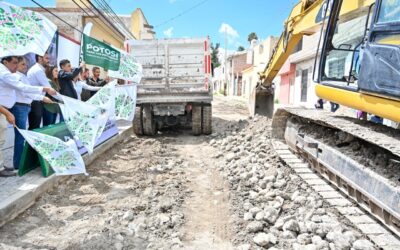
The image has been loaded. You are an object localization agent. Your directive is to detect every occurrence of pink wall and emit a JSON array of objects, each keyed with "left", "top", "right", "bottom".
[
  {"left": 279, "top": 74, "right": 291, "bottom": 104},
  {"left": 278, "top": 61, "right": 296, "bottom": 105}
]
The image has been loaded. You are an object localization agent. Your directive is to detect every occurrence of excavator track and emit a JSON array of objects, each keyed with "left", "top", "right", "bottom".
[{"left": 272, "top": 107, "right": 400, "bottom": 237}]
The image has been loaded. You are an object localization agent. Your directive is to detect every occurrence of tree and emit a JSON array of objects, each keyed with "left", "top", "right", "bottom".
[
  {"left": 237, "top": 46, "right": 245, "bottom": 51},
  {"left": 247, "top": 32, "right": 258, "bottom": 43},
  {"left": 210, "top": 42, "right": 221, "bottom": 68}
]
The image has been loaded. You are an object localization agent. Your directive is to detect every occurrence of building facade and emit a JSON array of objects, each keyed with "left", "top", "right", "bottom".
[
  {"left": 274, "top": 32, "right": 320, "bottom": 108},
  {"left": 226, "top": 52, "right": 252, "bottom": 97},
  {"left": 242, "top": 36, "right": 279, "bottom": 100},
  {"left": 28, "top": 0, "right": 155, "bottom": 49}
]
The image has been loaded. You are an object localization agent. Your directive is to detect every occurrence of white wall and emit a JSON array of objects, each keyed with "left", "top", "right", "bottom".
[
  {"left": 57, "top": 34, "right": 81, "bottom": 68},
  {"left": 294, "top": 58, "right": 318, "bottom": 108}
]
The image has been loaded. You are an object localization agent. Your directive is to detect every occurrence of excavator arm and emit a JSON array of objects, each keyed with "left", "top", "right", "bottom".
[
  {"left": 260, "top": 0, "right": 324, "bottom": 84},
  {"left": 251, "top": 0, "right": 375, "bottom": 117}
]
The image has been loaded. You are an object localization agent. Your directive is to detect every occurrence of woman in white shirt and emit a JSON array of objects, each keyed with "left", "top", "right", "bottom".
[{"left": 74, "top": 68, "right": 101, "bottom": 101}]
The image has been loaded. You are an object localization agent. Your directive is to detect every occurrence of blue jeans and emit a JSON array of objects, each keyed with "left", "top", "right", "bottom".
[
  {"left": 43, "top": 109, "right": 57, "bottom": 126},
  {"left": 10, "top": 104, "right": 31, "bottom": 169},
  {"left": 330, "top": 102, "right": 340, "bottom": 113}
]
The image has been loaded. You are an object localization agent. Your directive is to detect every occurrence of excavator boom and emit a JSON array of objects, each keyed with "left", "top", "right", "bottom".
[
  {"left": 257, "top": 0, "right": 400, "bottom": 238},
  {"left": 250, "top": 0, "right": 374, "bottom": 117}
]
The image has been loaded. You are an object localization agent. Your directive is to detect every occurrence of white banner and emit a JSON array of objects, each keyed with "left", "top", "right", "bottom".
[
  {"left": 18, "top": 129, "right": 86, "bottom": 176},
  {"left": 0, "top": 2, "right": 57, "bottom": 57},
  {"left": 115, "top": 85, "right": 137, "bottom": 121},
  {"left": 108, "top": 50, "right": 143, "bottom": 83},
  {"left": 59, "top": 95, "right": 108, "bottom": 154},
  {"left": 87, "top": 80, "right": 117, "bottom": 120}
]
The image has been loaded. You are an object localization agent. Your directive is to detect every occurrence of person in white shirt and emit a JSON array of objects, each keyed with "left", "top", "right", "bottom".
[
  {"left": 0, "top": 106, "right": 15, "bottom": 177},
  {"left": 0, "top": 56, "right": 56, "bottom": 174},
  {"left": 27, "top": 53, "right": 51, "bottom": 130},
  {"left": 74, "top": 68, "right": 101, "bottom": 101},
  {"left": 9, "top": 57, "right": 53, "bottom": 170}
]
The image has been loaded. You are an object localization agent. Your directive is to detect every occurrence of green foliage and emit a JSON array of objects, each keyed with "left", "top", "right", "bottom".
[
  {"left": 237, "top": 46, "right": 245, "bottom": 51},
  {"left": 247, "top": 32, "right": 258, "bottom": 43},
  {"left": 210, "top": 42, "right": 221, "bottom": 68}
]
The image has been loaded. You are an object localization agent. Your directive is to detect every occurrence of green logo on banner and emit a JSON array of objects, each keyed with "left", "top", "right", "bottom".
[{"left": 82, "top": 34, "right": 120, "bottom": 70}]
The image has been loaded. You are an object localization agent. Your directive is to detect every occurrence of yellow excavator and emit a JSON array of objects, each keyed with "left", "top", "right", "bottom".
[{"left": 254, "top": 0, "right": 400, "bottom": 236}]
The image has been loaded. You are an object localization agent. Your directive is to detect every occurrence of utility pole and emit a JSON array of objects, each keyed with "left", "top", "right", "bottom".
[{"left": 224, "top": 27, "right": 227, "bottom": 96}]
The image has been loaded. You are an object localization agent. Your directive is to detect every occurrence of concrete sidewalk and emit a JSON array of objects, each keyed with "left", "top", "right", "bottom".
[{"left": 0, "top": 121, "right": 133, "bottom": 227}]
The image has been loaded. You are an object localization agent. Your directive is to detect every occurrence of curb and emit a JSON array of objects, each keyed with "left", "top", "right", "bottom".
[{"left": 0, "top": 126, "right": 132, "bottom": 228}]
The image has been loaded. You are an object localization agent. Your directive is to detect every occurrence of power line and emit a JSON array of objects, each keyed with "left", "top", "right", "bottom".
[
  {"left": 155, "top": 0, "right": 210, "bottom": 28},
  {"left": 93, "top": 0, "right": 132, "bottom": 39},
  {"left": 87, "top": 0, "right": 134, "bottom": 40},
  {"left": 74, "top": 0, "right": 125, "bottom": 40},
  {"left": 30, "top": 0, "right": 83, "bottom": 34},
  {"left": 94, "top": 0, "right": 134, "bottom": 38}
]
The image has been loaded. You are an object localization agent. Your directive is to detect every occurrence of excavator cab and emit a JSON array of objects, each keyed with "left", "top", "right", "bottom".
[{"left": 317, "top": 0, "right": 400, "bottom": 99}]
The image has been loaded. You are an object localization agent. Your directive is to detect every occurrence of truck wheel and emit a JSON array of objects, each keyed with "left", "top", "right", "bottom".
[
  {"left": 202, "top": 105, "right": 212, "bottom": 135},
  {"left": 143, "top": 105, "right": 156, "bottom": 136},
  {"left": 133, "top": 106, "right": 143, "bottom": 135},
  {"left": 192, "top": 105, "right": 202, "bottom": 136}
]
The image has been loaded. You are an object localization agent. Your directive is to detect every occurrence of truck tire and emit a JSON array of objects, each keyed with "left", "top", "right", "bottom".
[
  {"left": 133, "top": 106, "right": 143, "bottom": 135},
  {"left": 143, "top": 104, "right": 156, "bottom": 136},
  {"left": 192, "top": 105, "right": 202, "bottom": 136},
  {"left": 202, "top": 105, "right": 212, "bottom": 135}
]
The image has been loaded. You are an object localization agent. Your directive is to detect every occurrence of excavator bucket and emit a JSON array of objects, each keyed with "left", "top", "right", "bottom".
[{"left": 249, "top": 84, "right": 275, "bottom": 118}]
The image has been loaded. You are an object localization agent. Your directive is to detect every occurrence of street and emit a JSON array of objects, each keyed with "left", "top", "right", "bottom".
[{"left": 0, "top": 96, "right": 382, "bottom": 249}]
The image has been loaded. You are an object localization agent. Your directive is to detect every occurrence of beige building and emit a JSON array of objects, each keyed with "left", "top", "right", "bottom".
[
  {"left": 242, "top": 37, "right": 279, "bottom": 100},
  {"left": 119, "top": 9, "right": 156, "bottom": 40}
]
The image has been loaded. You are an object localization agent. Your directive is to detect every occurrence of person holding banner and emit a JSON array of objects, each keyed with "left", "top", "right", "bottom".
[
  {"left": 10, "top": 57, "right": 54, "bottom": 170},
  {"left": 44, "top": 65, "right": 61, "bottom": 125},
  {"left": 27, "top": 53, "right": 52, "bottom": 130},
  {"left": 0, "top": 56, "right": 56, "bottom": 174},
  {"left": 0, "top": 106, "right": 15, "bottom": 177},
  {"left": 74, "top": 68, "right": 101, "bottom": 101},
  {"left": 87, "top": 67, "right": 109, "bottom": 97},
  {"left": 58, "top": 59, "right": 85, "bottom": 100}
]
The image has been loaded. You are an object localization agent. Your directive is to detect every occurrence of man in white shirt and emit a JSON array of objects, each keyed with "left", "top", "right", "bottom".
[
  {"left": 27, "top": 53, "right": 51, "bottom": 130},
  {"left": 0, "top": 56, "right": 56, "bottom": 174},
  {"left": 10, "top": 57, "right": 53, "bottom": 170},
  {"left": 0, "top": 106, "right": 15, "bottom": 177}
]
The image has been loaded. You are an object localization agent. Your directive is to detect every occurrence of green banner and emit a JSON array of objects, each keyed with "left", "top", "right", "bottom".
[{"left": 82, "top": 34, "right": 120, "bottom": 70}]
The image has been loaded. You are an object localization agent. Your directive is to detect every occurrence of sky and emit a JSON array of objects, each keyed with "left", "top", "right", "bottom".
[{"left": 8, "top": 0, "right": 299, "bottom": 50}]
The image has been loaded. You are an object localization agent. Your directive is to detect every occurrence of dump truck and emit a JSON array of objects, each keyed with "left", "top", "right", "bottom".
[{"left": 125, "top": 38, "right": 213, "bottom": 136}]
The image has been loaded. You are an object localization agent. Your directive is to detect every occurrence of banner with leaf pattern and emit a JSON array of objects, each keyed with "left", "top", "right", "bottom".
[
  {"left": 18, "top": 129, "right": 86, "bottom": 175},
  {"left": 108, "top": 50, "right": 143, "bottom": 83},
  {"left": 59, "top": 95, "right": 109, "bottom": 154},
  {"left": 88, "top": 80, "right": 116, "bottom": 121},
  {"left": 115, "top": 84, "right": 137, "bottom": 121},
  {"left": 0, "top": 2, "right": 57, "bottom": 57}
]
